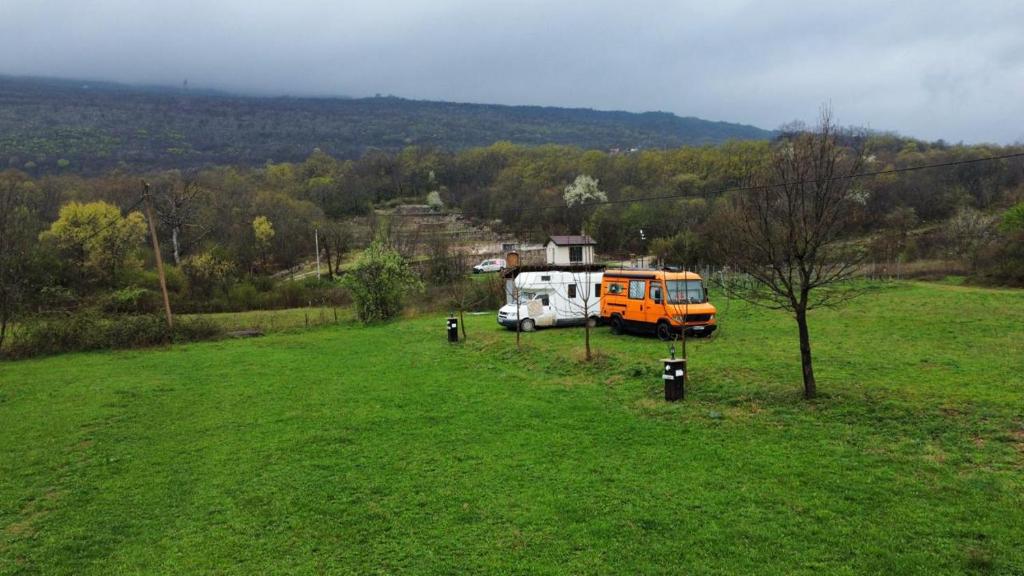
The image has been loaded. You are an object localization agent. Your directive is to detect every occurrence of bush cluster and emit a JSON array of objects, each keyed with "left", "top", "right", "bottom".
[{"left": 2, "top": 313, "right": 223, "bottom": 360}]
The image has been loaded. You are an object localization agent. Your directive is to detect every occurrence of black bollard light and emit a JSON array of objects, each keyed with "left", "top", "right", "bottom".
[
  {"left": 662, "top": 357, "right": 686, "bottom": 401},
  {"left": 447, "top": 315, "right": 459, "bottom": 343},
  {"left": 663, "top": 338, "right": 685, "bottom": 401}
]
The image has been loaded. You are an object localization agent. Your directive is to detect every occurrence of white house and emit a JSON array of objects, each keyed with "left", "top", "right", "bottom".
[{"left": 545, "top": 235, "right": 596, "bottom": 265}]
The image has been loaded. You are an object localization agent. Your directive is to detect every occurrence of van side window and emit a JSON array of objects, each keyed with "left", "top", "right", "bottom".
[
  {"left": 540, "top": 295, "right": 549, "bottom": 306},
  {"left": 568, "top": 284, "right": 577, "bottom": 299},
  {"left": 628, "top": 280, "right": 645, "bottom": 299},
  {"left": 650, "top": 284, "right": 662, "bottom": 304},
  {"left": 607, "top": 283, "right": 622, "bottom": 295}
]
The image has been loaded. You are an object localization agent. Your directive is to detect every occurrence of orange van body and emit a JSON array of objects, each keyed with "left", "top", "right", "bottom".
[{"left": 600, "top": 269, "right": 717, "bottom": 339}]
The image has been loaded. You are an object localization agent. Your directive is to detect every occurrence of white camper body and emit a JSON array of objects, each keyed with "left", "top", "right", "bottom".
[{"left": 498, "top": 270, "right": 604, "bottom": 330}]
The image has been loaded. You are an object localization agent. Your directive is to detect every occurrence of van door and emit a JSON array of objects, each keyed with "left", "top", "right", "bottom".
[
  {"left": 646, "top": 280, "right": 667, "bottom": 325},
  {"left": 626, "top": 279, "right": 646, "bottom": 326},
  {"left": 531, "top": 294, "right": 557, "bottom": 327}
]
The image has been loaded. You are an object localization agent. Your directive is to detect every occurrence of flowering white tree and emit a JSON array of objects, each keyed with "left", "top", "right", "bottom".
[
  {"left": 564, "top": 175, "right": 607, "bottom": 233},
  {"left": 563, "top": 175, "right": 607, "bottom": 206}
]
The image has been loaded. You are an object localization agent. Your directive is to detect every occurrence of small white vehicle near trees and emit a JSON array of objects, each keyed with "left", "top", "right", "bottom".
[
  {"left": 497, "top": 270, "right": 603, "bottom": 331},
  {"left": 472, "top": 258, "right": 506, "bottom": 273}
]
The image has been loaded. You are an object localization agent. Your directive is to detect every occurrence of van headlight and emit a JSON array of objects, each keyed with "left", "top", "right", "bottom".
[{"left": 672, "top": 315, "right": 686, "bottom": 323}]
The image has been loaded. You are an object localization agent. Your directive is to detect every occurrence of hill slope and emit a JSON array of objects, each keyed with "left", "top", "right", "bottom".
[{"left": 0, "top": 75, "right": 773, "bottom": 174}]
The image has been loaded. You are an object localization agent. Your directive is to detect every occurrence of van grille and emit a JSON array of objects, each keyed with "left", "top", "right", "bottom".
[{"left": 684, "top": 314, "right": 711, "bottom": 323}]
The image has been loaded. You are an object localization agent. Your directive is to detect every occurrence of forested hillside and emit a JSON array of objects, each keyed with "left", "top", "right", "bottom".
[{"left": 0, "top": 76, "right": 772, "bottom": 174}]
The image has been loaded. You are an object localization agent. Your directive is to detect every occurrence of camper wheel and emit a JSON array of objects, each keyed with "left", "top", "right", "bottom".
[
  {"left": 656, "top": 321, "right": 674, "bottom": 341},
  {"left": 585, "top": 316, "right": 598, "bottom": 328},
  {"left": 520, "top": 318, "right": 536, "bottom": 332},
  {"left": 609, "top": 315, "right": 624, "bottom": 335}
]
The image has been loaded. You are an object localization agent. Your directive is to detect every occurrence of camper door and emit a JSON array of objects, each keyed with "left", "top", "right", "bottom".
[{"left": 527, "top": 293, "right": 556, "bottom": 326}]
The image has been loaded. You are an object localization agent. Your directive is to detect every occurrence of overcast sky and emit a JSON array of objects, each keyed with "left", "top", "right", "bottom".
[{"left": 2, "top": 0, "right": 1022, "bottom": 143}]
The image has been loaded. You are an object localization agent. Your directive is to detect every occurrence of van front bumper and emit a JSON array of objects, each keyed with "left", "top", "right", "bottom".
[{"left": 685, "top": 324, "right": 717, "bottom": 336}]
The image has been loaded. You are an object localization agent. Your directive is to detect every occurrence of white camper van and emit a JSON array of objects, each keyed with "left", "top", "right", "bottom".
[{"left": 497, "top": 270, "right": 604, "bottom": 331}]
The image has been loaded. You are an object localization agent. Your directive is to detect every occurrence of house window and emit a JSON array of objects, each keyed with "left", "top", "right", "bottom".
[
  {"left": 568, "top": 284, "right": 577, "bottom": 299},
  {"left": 569, "top": 246, "right": 584, "bottom": 263},
  {"left": 629, "top": 280, "right": 646, "bottom": 299}
]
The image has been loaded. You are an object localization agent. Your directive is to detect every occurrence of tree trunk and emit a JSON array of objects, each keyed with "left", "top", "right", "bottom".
[
  {"left": 795, "top": 307, "right": 816, "bottom": 399},
  {"left": 459, "top": 308, "right": 466, "bottom": 341},
  {"left": 0, "top": 312, "right": 8, "bottom": 352},
  {"left": 171, "top": 227, "right": 181, "bottom": 266},
  {"left": 322, "top": 240, "right": 334, "bottom": 280},
  {"left": 584, "top": 322, "right": 591, "bottom": 361},
  {"left": 515, "top": 287, "right": 521, "bottom": 350}
]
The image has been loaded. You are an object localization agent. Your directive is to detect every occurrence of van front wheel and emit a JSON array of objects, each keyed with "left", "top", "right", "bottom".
[
  {"left": 656, "top": 322, "right": 674, "bottom": 341},
  {"left": 609, "top": 316, "right": 624, "bottom": 335},
  {"left": 520, "top": 318, "right": 536, "bottom": 332}
]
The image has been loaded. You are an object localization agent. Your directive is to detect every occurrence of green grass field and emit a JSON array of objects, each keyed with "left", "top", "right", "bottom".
[{"left": 2, "top": 282, "right": 1023, "bottom": 575}]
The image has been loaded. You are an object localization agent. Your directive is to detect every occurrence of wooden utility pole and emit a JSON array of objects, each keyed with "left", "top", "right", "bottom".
[
  {"left": 143, "top": 181, "right": 174, "bottom": 328},
  {"left": 315, "top": 227, "right": 321, "bottom": 280}
]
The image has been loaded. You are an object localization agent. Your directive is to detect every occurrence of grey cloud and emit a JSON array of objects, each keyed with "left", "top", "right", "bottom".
[{"left": 1, "top": 0, "right": 1022, "bottom": 143}]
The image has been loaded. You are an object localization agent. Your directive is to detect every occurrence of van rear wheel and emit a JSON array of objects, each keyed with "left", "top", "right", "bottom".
[
  {"left": 656, "top": 322, "right": 674, "bottom": 341},
  {"left": 609, "top": 315, "right": 624, "bottom": 335}
]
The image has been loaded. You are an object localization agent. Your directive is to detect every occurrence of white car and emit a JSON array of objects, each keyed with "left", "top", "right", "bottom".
[{"left": 473, "top": 258, "right": 506, "bottom": 273}]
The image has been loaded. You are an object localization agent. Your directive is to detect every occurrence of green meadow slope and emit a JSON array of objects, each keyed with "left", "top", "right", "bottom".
[{"left": 1, "top": 282, "right": 1023, "bottom": 574}]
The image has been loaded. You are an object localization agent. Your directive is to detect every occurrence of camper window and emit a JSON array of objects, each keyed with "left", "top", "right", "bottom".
[
  {"left": 628, "top": 280, "right": 645, "bottom": 299},
  {"left": 568, "top": 284, "right": 577, "bottom": 299}
]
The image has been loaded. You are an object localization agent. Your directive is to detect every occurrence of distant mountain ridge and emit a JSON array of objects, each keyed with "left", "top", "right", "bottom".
[{"left": 0, "top": 75, "right": 773, "bottom": 174}]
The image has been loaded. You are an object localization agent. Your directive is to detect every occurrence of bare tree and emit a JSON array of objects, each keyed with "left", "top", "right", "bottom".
[
  {"left": 448, "top": 267, "right": 504, "bottom": 341},
  {"left": 715, "top": 107, "right": 868, "bottom": 399},
  {"left": 944, "top": 206, "right": 997, "bottom": 271},
  {"left": 555, "top": 259, "right": 601, "bottom": 361},
  {"left": 319, "top": 220, "right": 354, "bottom": 279},
  {"left": 153, "top": 174, "right": 208, "bottom": 265}
]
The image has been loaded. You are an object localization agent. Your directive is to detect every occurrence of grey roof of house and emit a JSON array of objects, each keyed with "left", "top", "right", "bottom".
[{"left": 547, "top": 235, "right": 596, "bottom": 246}]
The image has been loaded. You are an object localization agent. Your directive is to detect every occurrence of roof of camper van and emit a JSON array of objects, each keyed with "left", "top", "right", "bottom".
[{"left": 603, "top": 268, "right": 704, "bottom": 280}]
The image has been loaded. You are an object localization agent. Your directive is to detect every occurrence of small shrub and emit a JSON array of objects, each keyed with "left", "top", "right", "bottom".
[
  {"left": 341, "top": 242, "right": 423, "bottom": 323},
  {"left": 227, "top": 282, "right": 261, "bottom": 311},
  {"left": 103, "top": 287, "right": 158, "bottom": 314}
]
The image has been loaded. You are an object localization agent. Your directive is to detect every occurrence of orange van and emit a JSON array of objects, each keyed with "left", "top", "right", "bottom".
[{"left": 600, "top": 269, "right": 717, "bottom": 339}]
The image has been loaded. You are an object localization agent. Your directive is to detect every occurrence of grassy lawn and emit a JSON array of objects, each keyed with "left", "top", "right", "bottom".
[{"left": 1, "top": 282, "right": 1023, "bottom": 574}]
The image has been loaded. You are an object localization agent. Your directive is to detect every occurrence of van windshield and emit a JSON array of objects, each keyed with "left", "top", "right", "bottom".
[
  {"left": 666, "top": 280, "right": 705, "bottom": 304},
  {"left": 514, "top": 292, "right": 537, "bottom": 303}
]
